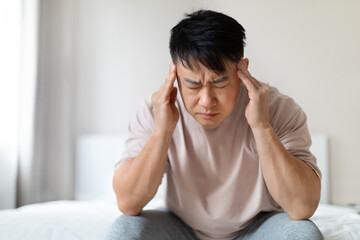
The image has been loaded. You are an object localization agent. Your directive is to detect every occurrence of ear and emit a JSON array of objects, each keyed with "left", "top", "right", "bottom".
[{"left": 244, "top": 58, "right": 249, "bottom": 68}]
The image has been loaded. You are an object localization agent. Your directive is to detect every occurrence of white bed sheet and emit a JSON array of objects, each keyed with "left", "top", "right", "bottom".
[
  {"left": 311, "top": 204, "right": 360, "bottom": 239},
  {"left": 0, "top": 201, "right": 359, "bottom": 240}
]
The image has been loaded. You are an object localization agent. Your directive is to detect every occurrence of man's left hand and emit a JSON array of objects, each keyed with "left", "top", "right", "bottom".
[{"left": 237, "top": 57, "right": 270, "bottom": 130}]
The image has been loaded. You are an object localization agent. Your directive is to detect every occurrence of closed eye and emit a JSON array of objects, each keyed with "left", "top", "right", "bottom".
[
  {"left": 214, "top": 83, "right": 229, "bottom": 89},
  {"left": 211, "top": 76, "right": 229, "bottom": 88},
  {"left": 183, "top": 78, "right": 201, "bottom": 89},
  {"left": 187, "top": 86, "right": 201, "bottom": 90},
  {"left": 182, "top": 76, "right": 229, "bottom": 89}
]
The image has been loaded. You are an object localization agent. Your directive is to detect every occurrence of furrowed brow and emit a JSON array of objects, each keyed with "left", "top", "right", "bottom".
[
  {"left": 183, "top": 76, "right": 228, "bottom": 85},
  {"left": 210, "top": 76, "right": 228, "bottom": 83},
  {"left": 184, "top": 78, "right": 200, "bottom": 84}
]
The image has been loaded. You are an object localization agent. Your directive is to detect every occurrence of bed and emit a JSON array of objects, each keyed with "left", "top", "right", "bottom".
[{"left": 0, "top": 133, "right": 359, "bottom": 240}]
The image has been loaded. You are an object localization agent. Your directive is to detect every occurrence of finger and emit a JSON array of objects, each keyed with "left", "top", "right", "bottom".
[
  {"left": 237, "top": 58, "right": 252, "bottom": 78},
  {"left": 237, "top": 58, "right": 261, "bottom": 89},
  {"left": 161, "top": 64, "right": 177, "bottom": 97},
  {"left": 162, "top": 63, "right": 175, "bottom": 84},
  {"left": 159, "top": 63, "right": 175, "bottom": 91},
  {"left": 238, "top": 58, "right": 260, "bottom": 87},
  {"left": 237, "top": 69, "right": 258, "bottom": 92}
]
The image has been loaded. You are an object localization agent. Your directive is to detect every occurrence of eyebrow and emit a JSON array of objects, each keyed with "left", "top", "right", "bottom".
[{"left": 183, "top": 76, "right": 229, "bottom": 84}]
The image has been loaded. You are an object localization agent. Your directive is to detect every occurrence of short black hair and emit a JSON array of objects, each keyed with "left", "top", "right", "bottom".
[{"left": 169, "top": 9, "right": 246, "bottom": 74}]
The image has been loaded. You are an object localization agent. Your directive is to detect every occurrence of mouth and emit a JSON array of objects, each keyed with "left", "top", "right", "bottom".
[{"left": 199, "top": 113, "right": 217, "bottom": 119}]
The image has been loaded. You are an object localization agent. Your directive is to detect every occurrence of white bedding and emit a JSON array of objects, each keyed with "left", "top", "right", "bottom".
[
  {"left": 311, "top": 204, "right": 360, "bottom": 239},
  {"left": 0, "top": 201, "right": 359, "bottom": 240}
]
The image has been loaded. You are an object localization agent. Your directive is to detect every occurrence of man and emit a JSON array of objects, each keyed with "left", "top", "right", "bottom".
[{"left": 106, "top": 10, "right": 323, "bottom": 240}]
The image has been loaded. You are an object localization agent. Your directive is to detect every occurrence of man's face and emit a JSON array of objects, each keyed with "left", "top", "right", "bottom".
[{"left": 176, "top": 59, "right": 246, "bottom": 127}]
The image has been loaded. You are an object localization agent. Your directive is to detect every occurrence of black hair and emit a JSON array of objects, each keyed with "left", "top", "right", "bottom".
[{"left": 169, "top": 9, "right": 246, "bottom": 74}]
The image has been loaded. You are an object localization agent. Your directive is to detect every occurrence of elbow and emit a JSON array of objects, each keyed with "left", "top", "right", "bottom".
[
  {"left": 287, "top": 199, "right": 320, "bottom": 220},
  {"left": 113, "top": 180, "right": 142, "bottom": 216},
  {"left": 116, "top": 198, "right": 142, "bottom": 216},
  {"left": 288, "top": 183, "right": 321, "bottom": 220},
  {"left": 112, "top": 172, "right": 140, "bottom": 216},
  {"left": 288, "top": 208, "right": 315, "bottom": 220}
]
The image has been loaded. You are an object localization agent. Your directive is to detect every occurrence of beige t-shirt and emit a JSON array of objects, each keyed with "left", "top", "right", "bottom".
[{"left": 116, "top": 82, "right": 321, "bottom": 240}]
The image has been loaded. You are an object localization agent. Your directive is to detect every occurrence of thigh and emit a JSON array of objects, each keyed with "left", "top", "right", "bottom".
[
  {"left": 235, "top": 211, "right": 324, "bottom": 240},
  {"left": 105, "top": 208, "right": 198, "bottom": 240}
]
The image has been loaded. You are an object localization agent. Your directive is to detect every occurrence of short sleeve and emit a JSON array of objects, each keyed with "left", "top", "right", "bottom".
[
  {"left": 269, "top": 89, "right": 322, "bottom": 181},
  {"left": 114, "top": 99, "right": 155, "bottom": 170}
]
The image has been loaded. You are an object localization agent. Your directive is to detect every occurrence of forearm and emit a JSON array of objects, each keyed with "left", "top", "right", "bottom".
[
  {"left": 113, "top": 130, "right": 172, "bottom": 215},
  {"left": 252, "top": 127, "right": 321, "bottom": 220}
]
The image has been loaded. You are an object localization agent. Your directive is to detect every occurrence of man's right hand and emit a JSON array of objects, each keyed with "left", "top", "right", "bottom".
[
  {"left": 151, "top": 62, "right": 179, "bottom": 135},
  {"left": 114, "top": 63, "right": 179, "bottom": 216}
]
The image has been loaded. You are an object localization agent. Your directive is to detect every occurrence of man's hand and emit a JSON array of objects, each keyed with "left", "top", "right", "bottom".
[
  {"left": 151, "top": 62, "right": 179, "bottom": 135},
  {"left": 236, "top": 58, "right": 321, "bottom": 220},
  {"left": 237, "top": 58, "right": 270, "bottom": 130},
  {"left": 114, "top": 63, "right": 179, "bottom": 216}
]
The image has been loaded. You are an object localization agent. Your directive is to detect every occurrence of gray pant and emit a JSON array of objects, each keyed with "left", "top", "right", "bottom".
[{"left": 105, "top": 208, "right": 324, "bottom": 240}]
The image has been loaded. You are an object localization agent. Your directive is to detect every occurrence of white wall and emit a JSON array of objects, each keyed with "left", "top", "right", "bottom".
[{"left": 69, "top": 0, "right": 360, "bottom": 204}]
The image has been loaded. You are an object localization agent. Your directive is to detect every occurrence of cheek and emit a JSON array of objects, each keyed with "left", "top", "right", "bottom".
[
  {"left": 216, "top": 88, "right": 239, "bottom": 107},
  {"left": 184, "top": 94, "right": 199, "bottom": 108},
  {"left": 178, "top": 88, "right": 198, "bottom": 109}
]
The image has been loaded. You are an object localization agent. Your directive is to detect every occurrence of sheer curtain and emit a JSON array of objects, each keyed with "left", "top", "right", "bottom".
[
  {"left": 0, "top": 0, "right": 39, "bottom": 209},
  {"left": 16, "top": 0, "right": 40, "bottom": 207},
  {"left": 0, "top": 0, "right": 23, "bottom": 210},
  {"left": 0, "top": 0, "right": 76, "bottom": 209}
]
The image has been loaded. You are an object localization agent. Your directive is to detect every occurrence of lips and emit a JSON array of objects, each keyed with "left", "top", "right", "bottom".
[{"left": 200, "top": 113, "right": 217, "bottom": 119}]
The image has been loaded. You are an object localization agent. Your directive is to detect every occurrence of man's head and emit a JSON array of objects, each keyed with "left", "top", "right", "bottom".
[{"left": 169, "top": 10, "right": 247, "bottom": 127}]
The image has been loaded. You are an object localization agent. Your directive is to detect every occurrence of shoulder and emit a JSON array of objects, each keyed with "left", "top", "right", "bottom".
[
  {"left": 267, "top": 85, "right": 308, "bottom": 136},
  {"left": 129, "top": 97, "right": 155, "bottom": 132},
  {"left": 268, "top": 85, "right": 301, "bottom": 113},
  {"left": 136, "top": 97, "right": 154, "bottom": 118}
]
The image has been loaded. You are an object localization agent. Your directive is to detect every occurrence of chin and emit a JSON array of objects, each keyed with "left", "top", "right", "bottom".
[{"left": 195, "top": 116, "right": 223, "bottom": 127}]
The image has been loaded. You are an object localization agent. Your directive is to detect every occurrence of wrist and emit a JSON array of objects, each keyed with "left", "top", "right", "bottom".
[
  {"left": 251, "top": 125, "right": 274, "bottom": 139},
  {"left": 152, "top": 128, "right": 174, "bottom": 141}
]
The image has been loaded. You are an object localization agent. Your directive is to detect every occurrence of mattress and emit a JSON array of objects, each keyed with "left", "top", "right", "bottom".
[{"left": 0, "top": 200, "right": 359, "bottom": 240}]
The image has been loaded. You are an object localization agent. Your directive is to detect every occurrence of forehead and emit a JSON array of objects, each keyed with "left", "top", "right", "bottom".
[{"left": 176, "top": 59, "right": 235, "bottom": 77}]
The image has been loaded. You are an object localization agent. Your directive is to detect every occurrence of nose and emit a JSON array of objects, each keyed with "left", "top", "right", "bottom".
[{"left": 198, "top": 87, "right": 217, "bottom": 109}]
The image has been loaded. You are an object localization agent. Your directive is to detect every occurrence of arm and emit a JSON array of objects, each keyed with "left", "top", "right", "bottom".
[
  {"left": 252, "top": 127, "right": 321, "bottom": 220},
  {"left": 113, "top": 63, "right": 179, "bottom": 216},
  {"left": 113, "top": 131, "right": 172, "bottom": 216},
  {"left": 237, "top": 58, "right": 321, "bottom": 220}
]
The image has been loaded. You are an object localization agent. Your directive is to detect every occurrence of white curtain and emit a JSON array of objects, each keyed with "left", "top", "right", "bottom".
[
  {"left": 0, "top": 0, "right": 76, "bottom": 209},
  {"left": 16, "top": 0, "right": 40, "bottom": 207},
  {"left": 0, "top": 0, "right": 24, "bottom": 210},
  {"left": 0, "top": 0, "right": 39, "bottom": 209}
]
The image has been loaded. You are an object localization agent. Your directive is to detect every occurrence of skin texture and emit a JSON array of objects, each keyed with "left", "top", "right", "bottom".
[
  {"left": 151, "top": 63, "right": 179, "bottom": 134},
  {"left": 113, "top": 58, "right": 321, "bottom": 220},
  {"left": 234, "top": 58, "right": 321, "bottom": 220},
  {"left": 175, "top": 59, "right": 244, "bottom": 127},
  {"left": 112, "top": 64, "right": 179, "bottom": 215}
]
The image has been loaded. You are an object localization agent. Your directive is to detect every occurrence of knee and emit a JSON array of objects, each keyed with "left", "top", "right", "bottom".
[{"left": 105, "top": 214, "right": 151, "bottom": 240}]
